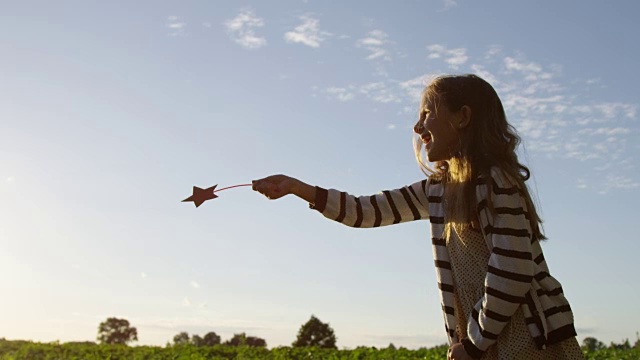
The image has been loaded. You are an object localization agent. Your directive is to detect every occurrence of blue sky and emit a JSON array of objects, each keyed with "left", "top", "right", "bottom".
[{"left": 1, "top": 0, "right": 639, "bottom": 349}]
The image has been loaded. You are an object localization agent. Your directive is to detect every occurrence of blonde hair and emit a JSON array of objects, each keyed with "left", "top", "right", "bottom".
[{"left": 413, "top": 74, "right": 546, "bottom": 240}]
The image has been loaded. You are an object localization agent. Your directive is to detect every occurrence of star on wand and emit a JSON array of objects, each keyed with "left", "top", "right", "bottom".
[{"left": 182, "top": 183, "right": 253, "bottom": 207}]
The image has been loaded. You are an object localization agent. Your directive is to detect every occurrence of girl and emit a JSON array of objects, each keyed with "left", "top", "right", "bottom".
[{"left": 252, "top": 74, "right": 583, "bottom": 359}]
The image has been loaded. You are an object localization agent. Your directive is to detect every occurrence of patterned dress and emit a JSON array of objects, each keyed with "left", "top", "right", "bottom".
[{"left": 448, "top": 223, "right": 584, "bottom": 359}]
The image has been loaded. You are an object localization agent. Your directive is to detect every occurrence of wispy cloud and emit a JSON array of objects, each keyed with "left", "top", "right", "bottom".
[
  {"left": 443, "top": 0, "right": 458, "bottom": 10},
  {"left": 183, "top": 297, "right": 192, "bottom": 306},
  {"left": 167, "top": 16, "right": 186, "bottom": 36},
  {"left": 319, "top": 82, "right": 401, "bottom": 104},
  {"left": 224, "top": 9, "right": 267, "bottom": 49},
  {"left": 483, "top": 45, "right": 503, "bottom": 62},
  {"left": 427, "top": 44, "right": 468, "bottom": 69},
  {"left": 324, "top": 86, "right": 356, "bottom": 102},
  {"left": 357, "top": 30, "right": 390, "bottom": 61},
  {"left": 602, "top": 175, "right": 639, "bottom": 194},
  {"left": 356, "top": 30, "right": 394, "bottom": 77},
  {"left": 140, "top": 272, "right": 147, "bottom": 279},
  {"left": 359, "top": 82, "right": 400, "bottom": 103},
  {"left": 577, "top": 178, "right": 588, "bottom": 189},
  {"left": 190, "top": 280, "right": 200, "bottom": 289},
  {"left": 504, "top": 56, "right": 554, "bottom": 82},
  {"left": 398, "top": 74, "right": 437, "bottom": 106},
  {"left": 284, "top": 15, "right": 329, "bottom": 48}
]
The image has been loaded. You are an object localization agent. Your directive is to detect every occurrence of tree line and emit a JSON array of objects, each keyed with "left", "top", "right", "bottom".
[
  {"left": 97, "top": 315, "right": 337, "bottom": 348},
  {"left": 582, "top": 334, "right": 640, "bottom": 352},
  {"left": 97, "top": 317, "right": 640, "bottom": 351}
]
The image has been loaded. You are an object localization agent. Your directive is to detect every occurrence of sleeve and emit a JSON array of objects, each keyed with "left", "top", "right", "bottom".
[
  {"left": 309, "top": 179, "right": 430, "bottom": 228},
  {"left": 462, "top": 168, "right": 535, "bottom": 358}
]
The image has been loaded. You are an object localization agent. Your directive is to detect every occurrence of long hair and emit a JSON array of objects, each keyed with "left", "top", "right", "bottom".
[{"left": 413, "top": 74, "right": 546, "bottom": 240}]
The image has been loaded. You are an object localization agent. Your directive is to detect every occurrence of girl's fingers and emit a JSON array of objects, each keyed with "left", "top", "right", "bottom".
[{"left": 251, "top": 179, "right": 276, "bottom": 198}]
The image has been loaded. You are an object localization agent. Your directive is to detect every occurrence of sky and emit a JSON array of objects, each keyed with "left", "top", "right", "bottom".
[{"left": 1, "top": 0, "right": 639, "bottom": 350}]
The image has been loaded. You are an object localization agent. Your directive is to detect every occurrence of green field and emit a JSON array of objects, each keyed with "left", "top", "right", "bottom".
[{"left": 1, "top": 339, "right": 640, "bottom": 360}]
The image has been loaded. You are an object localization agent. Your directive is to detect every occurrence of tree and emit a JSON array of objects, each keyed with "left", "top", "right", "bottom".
[
  {"left": 582, "top": 337, "right": 605, "bottom": 351},
  {"left": 173, "top": 332, "right": 190, "bottom": 345},
  {"left": 609, "top": 339, "right": 631, "bottom": 350},
  {"left": 97, "top": 317, "right": 138, "bottom": 345},
  {"left": 223, "top": 332, "right": 267, "bottom": 347},
  {"left": 246, "top": 336, "right": 267, "bottom": 347},
  {"left": 191, "top": 335, "right": 204, "bottom": 347},
  {"left": 224, "top": 333, "right": 247, "bottom": 346},
  {"left": 292, "top": 315, "right": 337, "bottom": 349},
  {"left": 202, "top": 331, "right": 221, "bottom": 346}
]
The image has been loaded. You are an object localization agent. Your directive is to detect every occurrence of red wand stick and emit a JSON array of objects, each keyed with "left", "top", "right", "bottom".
[{"left": 182, "top": 183, "right": 252, "bottom": 208}]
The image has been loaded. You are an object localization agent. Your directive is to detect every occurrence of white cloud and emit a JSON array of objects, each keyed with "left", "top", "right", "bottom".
[
  {"left": 578, "top": 127, "right": 631, "bottom": 136},
  {"left": 167, "top": 16, "right": 186, "bottom": 36},
  {"left": 484, "top": 45, "right": 503, "bottom": 61},
  {"left": 322, "top": 81, "right": 402, "bottom": 104},
  {"left": 190, "top": 280, "right": 200, "bottom": 289},
  {"left": 504, "top": 56, "right": 542, "bottom": 74},
  {"left": 324, "top": 87, "right": 355, "bottom": 102},
  {"left": 359, "top": 82, "right": 400, "bottom": 103},
  {"left": 6, "top": 176, "right": 14, "bottom": 183},
  {"left": 502, "top": 57, "right": 558, "bottom": 83},
  {"left": 357, "top": 30, "right": 391, "bottom": 61},
  {"left": 443, "top": 0, "right": 458, "bottom": 10},
  {"left": 586, "top": 77, "right": 601, "bottom": 85},
  {"left": 359, "top": 82, "right": 386, "bottom": 94},
  {"left": 387, "top": 124, "right": 396, "bottom": 130},
  {"left": 224, "top": 9, "right": 267, "bottom": 49},
  {"left": 398, "top": 74, "right": 434, "bottom": 103},
  {"left": 470, "top": 64, "right": 498, "bottom": 85},
  {"left": 183, "top": 297, "right": 192, "bottom": 306},
  {"left": 605, "top": 175, "right": 640, "bottom": 190},
  {"left": 577, "top": 179, "right": 588, "bottom": 189},
  {"left": 284, "top": 15, "right": 329, "bottom": 48},
  {"left": 141, "top": 272, "right": 147, "bottom": 279},
  {"left": 427, "top": 44, "right": 468, "bottom": 69},
  {"left": 594, "top": 103, "right": 637, "bottom": 119}
]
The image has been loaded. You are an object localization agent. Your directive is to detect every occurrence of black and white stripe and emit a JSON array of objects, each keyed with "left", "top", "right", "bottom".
[{"left": 312, "top": 180, "right": 429, "bottom": 228}]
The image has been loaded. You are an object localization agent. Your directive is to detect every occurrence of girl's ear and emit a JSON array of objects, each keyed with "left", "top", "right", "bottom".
[{"left": 458, "top": 105, "right": 472, "bottom": 129}]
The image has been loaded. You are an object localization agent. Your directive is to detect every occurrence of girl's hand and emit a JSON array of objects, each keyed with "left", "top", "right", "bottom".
[
  {"left": 252, "top": 174, "right": 298, "bottom": 200},
  {"left": 448, "top": 343, "right": 473, "bottom": 360}
]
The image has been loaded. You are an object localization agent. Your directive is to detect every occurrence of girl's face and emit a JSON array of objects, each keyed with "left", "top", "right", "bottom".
[{"left": 413, "top": 99, "right": 463, "bottom": 162}]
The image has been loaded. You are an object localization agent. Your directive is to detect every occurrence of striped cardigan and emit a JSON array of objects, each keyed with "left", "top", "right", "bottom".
[{"left": 309, "top": 167, "right": 577, "bottom": 358}]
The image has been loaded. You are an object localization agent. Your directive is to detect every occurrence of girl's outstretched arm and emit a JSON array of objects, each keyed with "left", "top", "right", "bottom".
[{"left": 253, "top": 174, "right": 430, "bottom": 228}]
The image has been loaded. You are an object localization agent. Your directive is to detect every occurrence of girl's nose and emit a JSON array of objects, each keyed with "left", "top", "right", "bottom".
[{"left": 413, "top": 121, "right": 423, "bottom": 134}]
